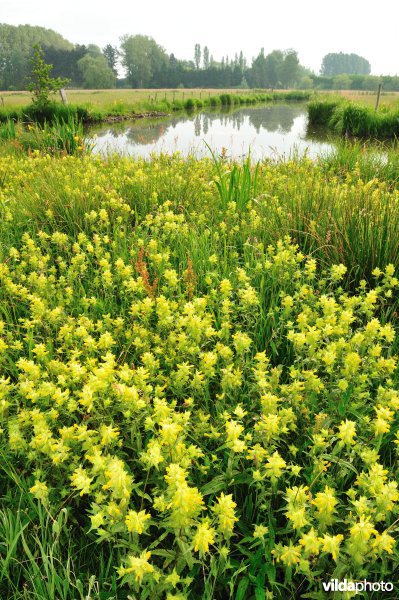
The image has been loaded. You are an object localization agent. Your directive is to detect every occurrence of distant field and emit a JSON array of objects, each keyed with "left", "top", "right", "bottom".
[
  {"left": 0, "top": 88, "right": 289, "bottom": 108},
  {"left": 2, "top": 88, "right": 399, "bottom": 109},
  {"left": 323, "top": 89, "right": 399, "bottom": 107}
]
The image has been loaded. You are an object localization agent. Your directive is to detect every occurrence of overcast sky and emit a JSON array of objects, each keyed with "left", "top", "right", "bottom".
[{"left": 2, "top": 0, "right": 398, "bottom": 75}]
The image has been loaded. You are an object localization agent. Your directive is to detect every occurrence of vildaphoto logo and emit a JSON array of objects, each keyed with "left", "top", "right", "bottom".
[{"left": 322, "top": 579, "right": 394, "bottom": 593}]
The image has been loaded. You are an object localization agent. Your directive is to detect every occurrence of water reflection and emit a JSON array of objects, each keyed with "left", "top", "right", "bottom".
[{"left": 88, "top": 105, "right": 334, "bottom": 160}]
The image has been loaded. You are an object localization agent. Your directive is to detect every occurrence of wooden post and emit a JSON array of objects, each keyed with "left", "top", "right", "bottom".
[
  {"left": 0, "top": 96, "right": 4, "bottom": 107},
  {"left": 59, "top": 88, "right": 68, "bottom": 105},
  {"left": 375, "top": 83, "right": 382, "bottom": 112}
]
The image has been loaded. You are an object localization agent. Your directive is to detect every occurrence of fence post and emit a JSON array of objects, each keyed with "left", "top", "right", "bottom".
[
  {"left": 59, "top": 88, "right": 68, "bottom": 105},
  {"left": 375, "top": 83, "right": 382, "bottom": 112}
]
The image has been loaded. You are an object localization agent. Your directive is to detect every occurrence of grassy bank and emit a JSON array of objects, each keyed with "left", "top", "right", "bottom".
[
  {"left": 308, "top": 98, "right": 399, "bottom": 138},
  {"left": 0, "top": 90, "right": 312, "bottom": 124},
  {"left": 0, "top": 117, "right": 91, "bottom": 155},
  {"left": 1, "top": 145, "right": 399, "bottom": 599}
]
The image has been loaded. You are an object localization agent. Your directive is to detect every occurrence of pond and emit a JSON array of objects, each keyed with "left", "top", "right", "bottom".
[{"left": 88, "top": 104, "right": 335, "bottom": 160}]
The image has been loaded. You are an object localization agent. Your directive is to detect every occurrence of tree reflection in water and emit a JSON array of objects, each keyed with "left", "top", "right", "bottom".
[{"left": 88, "top": 105, "right": 334, "bottom": 159}]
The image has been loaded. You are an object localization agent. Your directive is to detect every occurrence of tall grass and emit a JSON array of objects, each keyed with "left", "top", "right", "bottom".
[
  {"left": 0, "top": 448, "right": 122, "bottom": 599},
  {"left": 0, "top": 117, "right": 92, "bottom": 156},
  {"left": 0, "top": 119, "right": 17, "bottom": 141},
  {"left": 319, "top": 139, "right": 399, "bottom": 185},
  {"left": 308, "top": 99, "right": 399, "bottom": 139},
  {"left": 208, "top": 144, "right": 259, "bottom": 212},
  {"left": 307, "top": 99, "right": 340, "bottom": 126}
]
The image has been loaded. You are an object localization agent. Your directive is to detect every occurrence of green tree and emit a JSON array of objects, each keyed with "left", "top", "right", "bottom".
[
  {"left": 264, "top": 50, "right": 284, "bottom": 88},
  {"left": 0, "top": 23, "right": 73, "bottom": 90},
  {"left": 203, "top": 46, "right": 210, "bottom": 70},
  {"left": 194, "top": 44, "right": 201, "bottom": 70},
  {"left": 238, "top": 50, "right": 246, "bottom": 73},
  {"left": 299, "top": 75, "right": 313, "bottom": 89},
  {"left": 77, "top": 53, "right": 116, "bottom": 88},
  {"left": 120, "top": 35, "right": 168, "bottom": 87},
  {"left": 320, "top": 52, "right": 371, "bottom": 76},
  {"left": 279, "top": 50, "right": 300, "bottom": 88},
  {"left": 332, "top": 73, "right": 352, "bottom": 90},
  {"left": 103, "top": 44, "right": 119, "bottom": 75},
  {"left": 251, "top": 48, "right": 267, "bottom": 87},
  {"left": 27, "top": 44, "right": 69, "bottom": 106}
]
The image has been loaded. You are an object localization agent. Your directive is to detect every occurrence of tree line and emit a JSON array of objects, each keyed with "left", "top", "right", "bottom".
[{"left": 1, "top": 24, "right": 396, "bottom": 92}]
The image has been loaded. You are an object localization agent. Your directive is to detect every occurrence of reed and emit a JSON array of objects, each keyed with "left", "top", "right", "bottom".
[{"left": 308, "top": 99, "right": 399, "bottom": 139}]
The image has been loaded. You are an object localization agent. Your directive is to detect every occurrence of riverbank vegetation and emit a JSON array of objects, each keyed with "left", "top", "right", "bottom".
[
  {"left": 0, "top": 90, "right": 312, "bottom": 124},
  {"left": 1, "top": 142, "right": 399, "bottom": 598},
  {"left": 308, "top": 98, "right": 399, "bottom": 138}
]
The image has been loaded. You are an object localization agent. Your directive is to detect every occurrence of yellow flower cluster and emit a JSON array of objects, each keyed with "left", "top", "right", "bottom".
[{"left": 1, "top": 151, "right": 398, "bottom": 597}]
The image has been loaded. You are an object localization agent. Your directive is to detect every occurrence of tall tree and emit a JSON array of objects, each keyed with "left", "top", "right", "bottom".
[
  {"left": 194, "top": 43, "right": 201, "bottom": 70},
  {"left": 120, "top": 34, "right": 168, "bottom": 87},
  {"left": 78, "top": 53, "right": 116, "bottom": 88},
  {"left": 238, "top": 51, "right": 246, "bottom": 73},
  {"left": 279, "top": 50, "right": 300, "bottom": 88},
  {"left": 251, "top": 48, "right": 267, "bottom": 87},
  {"left": 320, "top": 52, "right": 371, "bottom": 76},
  {"left": 264, "top": 50, "right": 283, "bottom": 87},
  {"left": 0, "top": 23, "right": 73, "bottom": 90},
  {"left": 203, "top": 46, "right": 210, "bottom": 70},
  {"left": 102, "top": 44, "right": 119, "bottom": 75}
]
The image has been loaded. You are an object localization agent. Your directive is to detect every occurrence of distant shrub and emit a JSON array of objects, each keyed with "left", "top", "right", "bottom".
[
  {"left": 219, "top": 93, "right": 232, "bottom": 106},
  {"left": 184, "top": 98, "right": 195, "bottom": 110},
  {"left": 307, "top": 100, "right": 340, "bottom": 126},
  {"left": 171, "top": 100, "right": 184, "bottom": 111},
  {"left": 0, "top": 107, "right": 22, "bottom": 123},
  {"left": 22, "top": 102, "right": 90, "bottom": 124}
]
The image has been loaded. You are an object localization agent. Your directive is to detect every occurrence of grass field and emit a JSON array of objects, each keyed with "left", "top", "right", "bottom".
[
  {"left": 0, "top": 88, "right": 307, "bottom": 109},
  {"left": 328, "top": 89, "right": 399, "bottom": 107},
  {"left": 2, "top": 88, "right": 398, "bottom": 109},
  {"left": 0, "top": 137, "right": 399, "bottom": 598}
]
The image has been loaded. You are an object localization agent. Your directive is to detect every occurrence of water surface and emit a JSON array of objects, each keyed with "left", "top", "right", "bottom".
[{"left": 88, "top": 104, "right": 334, "bottom": 160}]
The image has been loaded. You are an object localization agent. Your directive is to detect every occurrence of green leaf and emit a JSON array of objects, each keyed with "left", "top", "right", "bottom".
[
  {"left": 255, "top": 587, "right": 266, "bottom": 600},
  {"left": 176, "top": 538, "right": 194, "bottom": 570},
  {"left": 265, "top": 562, "right": 276, "bottom": 584},
  {"left": 236, "top": 576, "right": 250, "bottom": 600},
  {"left": 321, "top": 453, "right": 359, "bottom": 475},
  {"left": 201, "top": 475, "right": 226, "bottom": 496}
]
